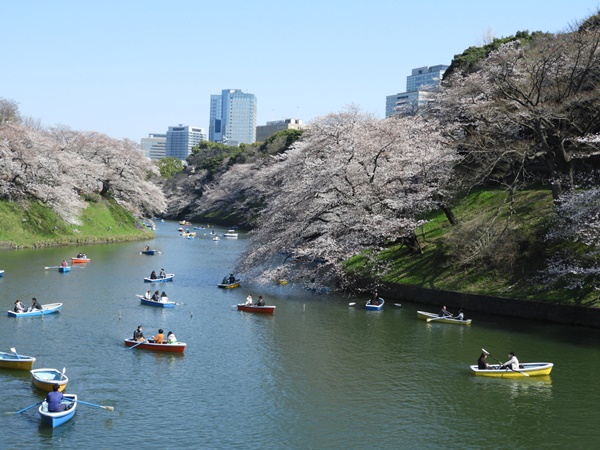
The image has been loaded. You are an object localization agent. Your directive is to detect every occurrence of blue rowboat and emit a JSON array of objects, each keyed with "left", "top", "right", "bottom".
[
  {"left": 7, "top": 303, "right": 62, "bottom": 318},
  {"left": 143, "top": 274, "right": 174, "bottom": 283},
  {"left": 365, "top": 298, "right": 384, "bottom": 311},
  {"left": 141, "top": 249, "right": 158, "bottom": 255},
  {"left": 58, "top": 266, "right": 70, "bottom": 273},
  {"left": 38, "top": 394, "right": 77, "bottom": 428},
  {"left": 0, "top": 269, "right": 4, "bottom": 277},
  {"left": 136, "top": 295, "right": 175, "bottom": 308}
]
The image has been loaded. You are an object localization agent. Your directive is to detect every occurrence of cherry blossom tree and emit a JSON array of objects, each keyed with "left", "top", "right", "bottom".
[{"left": 237, "top": 107, "right": 458, "bottom": 289}]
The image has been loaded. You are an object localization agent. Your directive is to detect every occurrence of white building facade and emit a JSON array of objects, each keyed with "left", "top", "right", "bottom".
[
  {"left": 141, "top": 133, "right": 167, "bottom": 160},
  {"left": 209, "top": 89, "right": 257, "bottom": 145},
  {"left": 165, "top": 125, "right": 207, "bottom": 160},
  {"left": 386, "top": 64, "right": 448, "bottom": 117}
]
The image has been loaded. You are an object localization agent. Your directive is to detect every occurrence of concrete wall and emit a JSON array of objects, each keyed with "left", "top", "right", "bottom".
[{"left": 375, "top": 283, "right": 600, "bottom": 329}]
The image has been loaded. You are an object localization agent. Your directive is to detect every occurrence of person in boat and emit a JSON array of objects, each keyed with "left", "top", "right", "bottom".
[
  {"left": 152, "top": 329, "right": 165, "bottom": 344},
  {"left": 30, "top": 298, "right": 43, "bottom": 311},
  {"left": 60, "top": 260, "right": 68, "bottom": 268},
  {"left": 477, "top": 352, "right": 489, "bottom": 370},
  {"left": 255, "top": 295, "right": 265, "bottom": 306},
  {"left": 455, "top": 309, "right": 465, "bottom": 320},
  {"left": 77, "top": 252, "right": 84, "bottom": 258},
  {"left": 245, "top": 295, "right": 253, "bottom": 306},
  {"left": 144, "top": 246, "right": 149, "bottom": 251},
  {"left": 144, "top": 290, "right": 152, "bottom": 300},
  {"left": 152, "top": 290, "right": 160, "bottom": 302},
  {"left": 161, "top": 291, "right": 169, "bottom": 302},
  {"left": 150, "top": 270, "right": 157, "bottom": 279},
  {"left": 500, "top": 352, "right": 520, "bottom": 371},
  {"left": 222, "top": 276, "right": 229, "bottom": 284},
  {"left": 369, "top": 291, "right": 381, "bottom": 306},
  {"left": 46, "top": 383, "right": 66, "bottom": 412},
  {"left": 133, "top": 325, "right": 145, "bottom": 342},
  {"left": 159, "top": 268, "right": 166, "bottom": 278},
  {"left": 14, "top": 299, "right": 26, "bottom": 313},
  {"left": 228, "top": 273, "right": 236, "bottom": 284},
  {"left": 438, "top": 306, "right": 453, "bottom": 317},
  {"left": 167, "top": 331, "right": 177, "bottom": 344}
]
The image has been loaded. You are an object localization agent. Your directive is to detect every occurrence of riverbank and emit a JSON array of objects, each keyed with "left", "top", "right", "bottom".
[{"left": 0, "top": 198, "right": 153, "bottom": 248}]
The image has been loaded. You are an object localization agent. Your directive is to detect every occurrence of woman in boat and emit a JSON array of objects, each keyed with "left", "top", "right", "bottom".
[
  {"left": 133, "top": 325, "right": 145, "bottom": 342},
  {"left": 245, "top": 295, "right": 253, "bottom": 306},
  {"left": 255, "top": 295, "right": 265, "bottom": 306},
  {"left": 167, "top": 331, "right": 177, "bottom": 343},
  {"left": 150, "top": 270, "right": 157, "bottom": 279},
  {"left": 14, "top": 299, "right": 25, "bottom": 313},
  {"left": 144, "top": 246, "right": 149, "bottom": 251},
  {"left": 500, "top": 352, "right": 520, "bottom": 371},
  {"left": 161, "top": 291, "right": 169, "bottom": 302},
  {"left": 455, "top": 309, "right": 465, "bottom": 320},
  {"left": 46, "top": 383, "right": 66, "bottom": 412},
  {"left": 152, "top": 290, "right": 160, "bottom": 302},
  {"left": 477, "top": 352, "right": 489, "bottom": 370},
  {"left": 60, "top": 260, "right": 68, "bottom": 268},
  {"left": 152, "top": 329, "right": 165, "bottom": 344}
]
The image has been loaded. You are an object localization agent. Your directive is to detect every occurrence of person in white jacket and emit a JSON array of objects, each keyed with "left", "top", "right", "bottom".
[{"left": 500, "top": 352, "right": 519, "bottom": 370}]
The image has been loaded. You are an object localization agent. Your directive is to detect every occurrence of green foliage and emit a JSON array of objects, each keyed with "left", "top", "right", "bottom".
[
  {"left": 444, "top": 30, "right": 546, "bottom": 79},
  {"left": 158, "top": 157, "right": 184, "bottom": 178},
  {"left": 0, "top": 198, "right": 153, "bottom": 248}
]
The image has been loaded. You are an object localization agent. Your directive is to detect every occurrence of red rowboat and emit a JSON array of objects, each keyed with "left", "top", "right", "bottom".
[
  {"left": 236, "top": 304, "right": 276, "bottom": 314},
  {"left": 123, "top": 339, "right": 186, "bottom": 353}
]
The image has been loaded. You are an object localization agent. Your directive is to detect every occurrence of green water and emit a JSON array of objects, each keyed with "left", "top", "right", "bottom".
[{"left": 0, "top": 221, "right": 599, "bottom": 449}]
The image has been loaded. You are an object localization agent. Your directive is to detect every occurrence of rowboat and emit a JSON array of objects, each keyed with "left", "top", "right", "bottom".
[
  {"left": 469, "top": 363, "right": 554, "bottom": 377},
  {"left": 0, "top": 269, "right": 4, "bottom": 277},
  {"left": 58, "top": 266, "right": 71, "bottom": 272},
  {"left": 237, "top": 304, "right": 276, "bottom": 314},
  {"left": 365, "top": 298, "right": 384, "bottom": 311},
  {"left": 141, "top": 249, "right": 158, "bottom": 255},
  {"left": 0, "top": 350, "right": 36, "bottom": 370},
  {"left": 71, "top": 257, "right": 90, "bottom": 264},
  {"left": 218, "top": 280, "right": 241, "bottom": 289},
  {"left": 179, "top": 220, "right": 192, "bottom": 225},
  {"left": 7, "top": 303, "right": 62, "bottom": 318},
  {"left": 181, "top": 232, "right": 196, "bottom": 237},
  {"left": 144, "top": 274, "right": 174, "bottom": 283},
  {"left": 136, "top": 294, "right": 176, "bottom": 308},
  {"left": 417, "top": 310, "right": 472, "bottom": 325},
  {"left": 31, "top": 368, "right": 69, "bottom": 392},
  {"left": 38, "top": 394, "right": 77, "bottom": 428},
  {"left": 123, "top": 339, "right": 186, "bottom": 353},
  {"left": 223, "top": 230, "right": 238, "bottom": 238}
]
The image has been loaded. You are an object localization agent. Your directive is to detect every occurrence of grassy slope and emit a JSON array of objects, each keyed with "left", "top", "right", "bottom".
[
  {"left": 349, "top": 187, "right": 598, "bottom": 307},
  {"left": 0, "top": 198, "right": 153, "bottom": 248}
]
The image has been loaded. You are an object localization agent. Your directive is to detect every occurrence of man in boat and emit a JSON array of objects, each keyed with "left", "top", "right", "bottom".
[
  {"left": 152, "top": 329, "right": 165, "bottom": 344},
  {"left": 46, "top": 384, "right": 66, "bottom": 412},
  {"left": 144, "top": 246, "right": 149, "bottom": 251},
  {"left": 228, "top": 273, "right": 236, "bottom": 284},
  {"left": 144, "top": 290, "right": 152, "bottom": 300},
  {"left": 159, "top": 268, "right": 166, "bottom": 278},
  {"left": 61, "top": 260, "right": 68, "bottom": 268},
  {"left": 438, "top": 306, "right": 453, "bottom": 317},
  {"left": 133, "top": 325, "right": 145, "bottom": 342},
  {"left": 499, "top": 352, "right": 520, "bottom": 371},
  {"left": 255, "top": 295, "right": 265, "bottom": 306},
  {"left": 29, "top": 298, "right": 43, "bottom": 312}
]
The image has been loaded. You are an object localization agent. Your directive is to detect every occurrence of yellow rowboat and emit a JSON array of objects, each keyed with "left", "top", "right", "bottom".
[
  {"left": 417, "top": 310, "right": 472, "bottom": 325},
  {"left": 0, "top": 350, "right": 36, "bottom": 370},
  {"left": 217, "top": 281, "right": 241, "bottom": 289},
  {"left": 31, "top": 368, "right": 68, "bottom": 392},
  {"left": 469, "top": 363, "right": 554, "bottom": 377}
]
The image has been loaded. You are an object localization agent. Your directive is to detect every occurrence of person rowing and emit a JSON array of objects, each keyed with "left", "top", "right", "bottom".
[
  {"left": 438, "top": 305, "right": 453, "bottom": 317},
  {"left": 499, "top": 352, "right": 520, "bottom": 371}
]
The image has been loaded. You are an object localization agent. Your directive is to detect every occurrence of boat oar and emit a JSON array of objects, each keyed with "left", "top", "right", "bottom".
[
  {"left": 426, "top": 316, "right": 451, "bottom": 322},
  {"left": 348, "top": 302, "right": 356, "bottom": 306},
  {"left": 394, "top": 303, "right": 402, "bottom": 307},
  {"left": 13, "top": 401, "right": 43, "bottom": 414},
  {"left": 60, "top": 367, "right": 66, "bottom": 380},
  {"left": 482, "top": 348, "right": 529, "bottom": 377},
  {"left": 128, "top": 340, "right": 145, "bottom": 350},
  {"left": 10, "top": 347, "right": 21, "bottom": 359},
  {"left": 76, "top": 400, "right": 114, "bottom": 411},
  {"left": 44, "top": 266, "right": 60, "bottom": 270}
]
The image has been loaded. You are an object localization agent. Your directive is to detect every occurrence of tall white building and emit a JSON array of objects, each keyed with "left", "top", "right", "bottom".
[
  {"left": 141, "top": 133, "right": 167, "bottom": 160},
  {"left": 165, "top": 125, "right": 207, "bottom": 160},
  {"left": 209, "top": 89, "right": 257, "bottom": 145},
  {"left": 386, "top": 64, "right": 448, "bottom": 117}
]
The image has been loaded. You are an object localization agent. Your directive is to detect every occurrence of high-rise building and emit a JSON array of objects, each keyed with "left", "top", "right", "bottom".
[
  {"left": 141, "top": 133, "right": 167, "bottom": 160},
  {"left": 255, "top": 118, "right": 306, "bottom": 143},
  {"left": 209, "top": 89, "right": 257, "bottom": 145},
  {"left": 165, "top": 125, "right": 207, "bottom": 160},
  {"left": 385, "top": 64, "right": 448, "bottom": 117}
]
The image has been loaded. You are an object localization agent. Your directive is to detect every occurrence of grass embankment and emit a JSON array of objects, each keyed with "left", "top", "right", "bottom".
[
  {"left": 349, "top": 187, "right": 598, "bottom": 307},
  {"left": 0, "top": 198, "right": 153, "bottom": 248}
]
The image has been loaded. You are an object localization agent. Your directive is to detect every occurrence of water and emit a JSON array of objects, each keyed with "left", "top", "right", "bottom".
[{"left": 1, "top": 222, "right": 600, "bottom": 449}]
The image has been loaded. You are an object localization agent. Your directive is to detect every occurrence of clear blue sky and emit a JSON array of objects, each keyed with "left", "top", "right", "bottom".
[{"left": 1, "top": 1, "right": 598, "bottom": 142}]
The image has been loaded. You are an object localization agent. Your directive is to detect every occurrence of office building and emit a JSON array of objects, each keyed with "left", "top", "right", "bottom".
[
  {"left": 255, "top": 118, "right": 306, "bottom": 143},
  {"left": 386, "top": 64, "right": 448, "bottom": 117},
  {"left": 141, "top": 133, "right": 167, "bottom": 160},
  {"left": 165, "top": 125, "right": 207, "bottom": 160},
  {"left": 209, "top": 89, "right": 257, "bottom": 145}
]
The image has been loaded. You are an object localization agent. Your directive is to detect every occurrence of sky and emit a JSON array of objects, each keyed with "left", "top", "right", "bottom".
[{"left": 1, "top": 1, "right": 599, "bottom": 142}]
